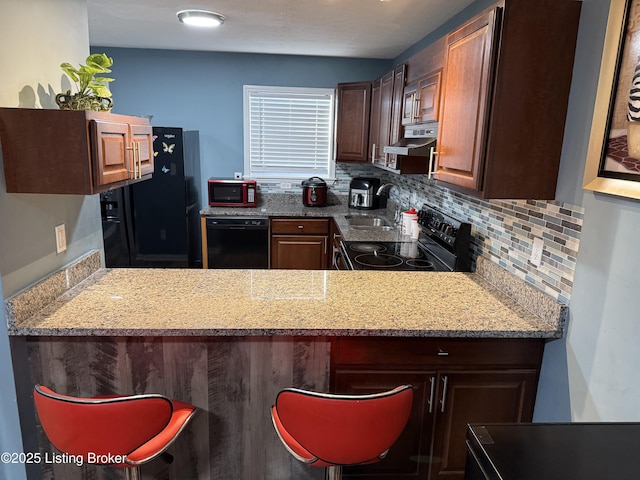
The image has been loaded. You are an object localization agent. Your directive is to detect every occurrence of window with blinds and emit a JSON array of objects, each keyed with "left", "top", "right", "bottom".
[{"left": 243, "top": 85, "right": 335, "bottom": 180}]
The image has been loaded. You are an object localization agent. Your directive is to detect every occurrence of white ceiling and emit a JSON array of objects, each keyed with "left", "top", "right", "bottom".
[{"left": 87, "top": 0, "right": 475, "bottom": 59}]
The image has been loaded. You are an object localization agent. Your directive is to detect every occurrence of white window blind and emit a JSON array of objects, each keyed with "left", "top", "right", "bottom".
[{"left": 244, "top": 86, "right": 335, "bottom": 180}]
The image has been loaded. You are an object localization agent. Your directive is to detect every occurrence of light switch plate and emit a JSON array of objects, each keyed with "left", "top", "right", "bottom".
[
  {"left": 55, "top": 224, "right": 67, "bottom": 254},
  {"left": 530, "top": 236, "right": 543, "bottom": 267}
]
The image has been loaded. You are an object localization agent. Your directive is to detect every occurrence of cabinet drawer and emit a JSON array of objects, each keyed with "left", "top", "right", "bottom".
[
  {"left": 333, "top": 337, "right": 544, "bottom": 368},
  {"left": 271, "top": 218, "right": 330, "bottom": 235}
]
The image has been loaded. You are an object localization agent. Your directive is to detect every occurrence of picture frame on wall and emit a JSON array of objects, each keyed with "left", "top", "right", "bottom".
[{"left": 584, "top": 0, "right": 640, "bottom": 200}]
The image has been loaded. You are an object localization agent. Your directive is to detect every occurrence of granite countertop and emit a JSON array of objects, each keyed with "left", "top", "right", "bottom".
[
  {"left": 201, "top": 193, "right": 402, "bottom": 242},
  {"left": 5, "top": 251, "right": 566, "bottom": 338}
]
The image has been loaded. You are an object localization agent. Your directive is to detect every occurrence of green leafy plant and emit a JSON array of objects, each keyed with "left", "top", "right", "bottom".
[{"left": 60, "top": 53, "right": 114, "bottom": 98}]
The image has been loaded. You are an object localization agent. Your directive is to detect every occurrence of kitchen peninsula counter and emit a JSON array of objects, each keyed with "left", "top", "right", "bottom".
[
  {"left": 6, "top": 251, "right": 565, "bottom": 338},
  {"left": 7, "top": 250, "right": 566, "bottom": 480}
]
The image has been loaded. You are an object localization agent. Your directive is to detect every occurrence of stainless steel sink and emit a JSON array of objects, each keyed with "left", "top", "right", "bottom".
[{"left": 345, "top": 215, "right": 394, "bottom": 230}]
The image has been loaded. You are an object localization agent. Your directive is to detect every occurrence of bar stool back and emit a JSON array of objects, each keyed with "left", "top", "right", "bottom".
[
  {"left": 33, "top": 385, "right": 197, "bottom": 480},
  {"left": 271, "top": 385, "right": 413, "bottom": 479}
]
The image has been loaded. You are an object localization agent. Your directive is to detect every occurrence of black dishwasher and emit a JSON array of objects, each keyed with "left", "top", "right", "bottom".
[{"left": 205, "top": 217, "right": 269, "bottom": 268}]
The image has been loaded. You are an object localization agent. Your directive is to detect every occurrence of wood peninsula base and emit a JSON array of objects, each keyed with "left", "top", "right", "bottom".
[{"left": 12, "top": 335, "right": 544, "bottom": 480}]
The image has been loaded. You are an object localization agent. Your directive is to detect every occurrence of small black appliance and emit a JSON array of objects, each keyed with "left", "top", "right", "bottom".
[{"left": 348, "top": 177, "right": 383, "bottom": 210}]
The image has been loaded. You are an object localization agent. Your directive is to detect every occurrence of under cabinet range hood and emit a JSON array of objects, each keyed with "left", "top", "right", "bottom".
[{"left": 384, "top": 123, "right": 438, "bottom": 156}]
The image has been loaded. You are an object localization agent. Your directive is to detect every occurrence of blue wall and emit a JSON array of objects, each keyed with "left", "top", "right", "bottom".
[{"left": 95, "top": 47, "right": 390, "bottom": 199}]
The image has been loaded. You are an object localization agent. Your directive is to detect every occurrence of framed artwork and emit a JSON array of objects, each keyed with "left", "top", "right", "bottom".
[{"left": 584, "top": 0, "right": 640, "bottom": 199}]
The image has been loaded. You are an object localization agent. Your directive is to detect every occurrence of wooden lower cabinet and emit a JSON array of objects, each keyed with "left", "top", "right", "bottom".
[
  {"left": 331, "top": 338, "right": 543, "bottom": 480},
  {"left": 334, "top": 370, "right": 435, "bottom": 479},
  {"left": 271, "top": 235, "right": 328, "bottom": 269},
  {"left": 270, "top": 218, "right": 330, "bottom": 269},
  {"left": 428, "top": 370, "right": 538, "bottom": 480}
]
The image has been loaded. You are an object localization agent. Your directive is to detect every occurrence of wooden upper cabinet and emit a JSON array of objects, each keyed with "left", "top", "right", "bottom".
[
  {"left": 416, "top": 70, "right": 442, "bottom": 123},
  {"left": 131, "top": 123, "right": 154, "bottom": 177},
  {"left": 435, "top": 10, "right": 498, "bottom": 192},
  {"left": 369, "top": 78, "right": 382, "bottom": 163},
  {"left": 402, "top": 69, "right": 442, "bottom": 126},
  {"left": 434, "top": 0, "right": 582, "bottom": 199},
  {"left": 370, "top": 70, "right": 395, "bottom": 165},
  {"left": 387, "top": 65, "right": 407, "bottom": 170},
  {"left": 335, "top": 82, "right": 372, "bottom": 163},
  {"left": 91, "top": 119, "right": 131, "bottom": 187},
  {"left": 0, "top": 108, "right": 154, "bottom": 194}
]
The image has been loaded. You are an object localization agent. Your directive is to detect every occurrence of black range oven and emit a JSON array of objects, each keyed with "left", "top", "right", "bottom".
[{"left": 340, "top": 205, "right": 471, "bottom": 272}]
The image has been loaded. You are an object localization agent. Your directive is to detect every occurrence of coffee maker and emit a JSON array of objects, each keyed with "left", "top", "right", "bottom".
[{"left": 348, "top": 177, "right": 384, "bottom": 209}]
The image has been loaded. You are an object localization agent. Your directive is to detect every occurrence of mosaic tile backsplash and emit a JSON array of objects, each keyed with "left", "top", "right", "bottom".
[{"left": 259, "top": 163, "right": 583, "bottom": 304}]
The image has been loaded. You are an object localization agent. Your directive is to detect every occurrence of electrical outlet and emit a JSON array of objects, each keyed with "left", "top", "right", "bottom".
[
  {"left": 234, "top": 172, "right": 242, "bottom": 179},
  {"left": 280, "top": 182, "right": 292, "bottom": 189},
  {"left": 530, "top": 236, "right": 543, "bottom": 267},
  {"left": 55, "top": 224, "right": 67, "bottom": 254}
]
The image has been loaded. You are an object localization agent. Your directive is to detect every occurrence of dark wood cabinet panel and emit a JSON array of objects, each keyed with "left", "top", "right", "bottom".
[
  {"left": 91, "top": 119, "right": 131, "bottom": 186},
  {"left": 386, "top": 65, "right": 407, "bottom": 170},
  {"left": 416, "top": 71, "right": 442, "bottom": 124},
  {"left": 270, "top": 235, "right": 328, "bottom": 269},
  {"left": 434, "top": 0, "right": 581, "bottom": 199},
  {"left": 270, "top": 218, "right": 330, "bottom": 269},
  {"left": 371, "top": 70, "right": 394, "bottom": 166},
  {"left": 369, "top": 78, "right": 381, "bottom": 164},
  {"left": 335, "top": 82, "right": 372, "bottom": 163},
  {"left": 334, "top": 337, "right": 544, "bottom": 368},
  {"left": 429, "top": 370, "right": 538, "bottom": 480},
  {"left": 402, "top": 70, "right": 442, "bottom": 127},
  {"left": 331, "top": 338, "right": 543, "bottom": 480},
  {"left": 436, "top": 9, "right": 498, "bottom": 192},
  {"left": 271, "top": 218, "right": 330, "bottom": 235},
  {"left": 335, "top": 370, "right": 435, "bottom": 480},
  {"left": 0, "top": 107, "right": 154, "bottom": 194}
]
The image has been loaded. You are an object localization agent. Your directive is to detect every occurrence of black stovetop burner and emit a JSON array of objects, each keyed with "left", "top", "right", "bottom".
[{"left": 340, "top": 204, "right": 471, "bottom": 272}]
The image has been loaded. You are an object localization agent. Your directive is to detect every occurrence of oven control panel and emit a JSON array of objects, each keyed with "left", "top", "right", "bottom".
[{"left": 418, "top": 205, "right": 471, "bottom": 253}]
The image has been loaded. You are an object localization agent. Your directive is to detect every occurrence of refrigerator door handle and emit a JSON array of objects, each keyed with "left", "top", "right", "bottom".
[{"left": 123, "top": 186, "right": 136, "bottom": 265}]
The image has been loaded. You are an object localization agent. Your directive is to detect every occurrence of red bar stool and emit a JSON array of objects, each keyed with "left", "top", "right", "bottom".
[
  {"left": 33, "top": 385, "right": 197, "bottom": 480},
  {"left": 271, "top": 385, "right": 413, "bottom": 480}
]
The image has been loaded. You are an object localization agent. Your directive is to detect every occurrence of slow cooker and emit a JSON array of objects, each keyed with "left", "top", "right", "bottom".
[{"left": 301, "top": 177, "right": 328, "bottom": 207}]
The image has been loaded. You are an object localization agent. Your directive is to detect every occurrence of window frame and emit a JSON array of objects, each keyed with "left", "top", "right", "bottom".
[{"left": 243, "top": 85, "right": 336, "bottom": 183}]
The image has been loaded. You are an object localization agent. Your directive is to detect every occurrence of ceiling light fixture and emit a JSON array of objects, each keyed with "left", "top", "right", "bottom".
[{"left": 177, "top": 9, "right": 225, "bottom": 27}]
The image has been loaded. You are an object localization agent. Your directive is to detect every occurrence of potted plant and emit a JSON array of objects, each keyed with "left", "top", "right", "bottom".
[{"left": 56, "top": 53, "right": 115, "bottom": 111}]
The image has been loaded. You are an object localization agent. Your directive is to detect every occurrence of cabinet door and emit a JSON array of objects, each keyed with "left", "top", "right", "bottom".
[
  {"left": 91, "top": 119, "right": 131, "bottom": 187},
  {"left": 270, "top": 235, "right": 328, "bottom": 269},
  {"left": 335, "top": 82, "right": 372, "bottom": 162},
  {"left": 429, "top": 369, "right": 538, "bottom": 480},
  {"left": 435, "top": 9, "right": 499, "bottom": 192},
  {"left": 376, "top": 70, "right": 394, "bottom": 165},
  {"left": 387, "top": 65, "right": 406, "bottom": 170},
  {"left": 401, "top": 82, "right": 419, "bottom": 127},
  {"left": 334, "top": 370, "right": 435, "bottom": 480},
  {"left": 416, "top": 70, "right": 441, "bottom": 123},
  {"left": 130, "top": 123, "right": 154, "bottom": 177},
  {"left": 369, "top": 78, "right": 382, "bottom": 164}
]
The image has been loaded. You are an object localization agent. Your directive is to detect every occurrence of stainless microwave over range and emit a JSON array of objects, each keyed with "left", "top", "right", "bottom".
[
  {"left": 338, "top": 204, "right": 471, "bottom": 272},
  {"left": 208, "top": 178, "right": 257, "bottom": 207}
]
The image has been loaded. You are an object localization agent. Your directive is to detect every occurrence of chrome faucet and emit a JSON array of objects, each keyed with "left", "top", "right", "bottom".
[
  {"left": 376, "top": 183, "right": 402, "bottom": 224},
  {"left": 376, "top": 183, "right": 397, "bottom": 197}
]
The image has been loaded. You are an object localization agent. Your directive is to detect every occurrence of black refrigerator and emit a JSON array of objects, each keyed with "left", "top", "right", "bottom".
[{"left": 100, "top": 127, "right": 202, "bottom": 268}]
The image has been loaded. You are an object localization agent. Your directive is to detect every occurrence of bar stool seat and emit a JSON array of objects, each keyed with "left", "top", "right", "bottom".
[
  {"left": 271, "top": 385, "right": 413, "bottom": 478},
  {"left": 33, "top": 385, "right": 197, "bottom": 480}
]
